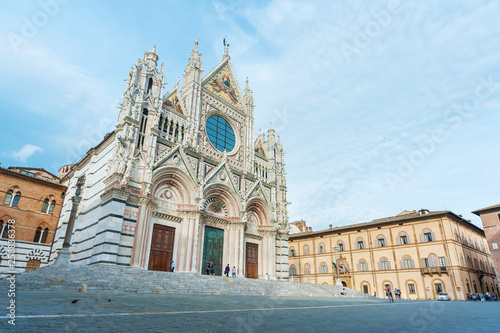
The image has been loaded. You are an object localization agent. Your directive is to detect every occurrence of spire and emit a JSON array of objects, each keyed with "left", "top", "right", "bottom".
[
  {"left": 223, "top": 38, "right": 230, "bottom": 59},
  {"left": 245, "top": 77, "right": 250, "bottom": 94},
  {"left": 145, "top": 45, "right": 159, "bottom": 69},
  {"left": 268, "top": 122, "right": 276, "bottom": 144},
  {"left": 191, "top": 37, "right": 201, "bottom": 63}
]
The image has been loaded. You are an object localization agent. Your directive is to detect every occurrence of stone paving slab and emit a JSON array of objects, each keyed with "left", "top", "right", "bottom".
[{"left": 0, "top": 290, "right": 498, "bottom": 332}]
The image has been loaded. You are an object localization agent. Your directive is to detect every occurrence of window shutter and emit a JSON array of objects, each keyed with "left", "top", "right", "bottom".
[
  {"left": 397, "top": 236, "right": 401, "bottom": 245},
  {"left": 411, "top": 259, "right": 415, "bottom": 268},
  {"left": 384, "top": 238, "right": 387, "bottom": 246},
  {"left": 421, "top": 258, "right": 426, "bottom": 267},
  {"left": 366, "top": 263, "right": 369, "bottom": 271},
  {"left": 407, "top": 236, "right": 411, "bottom": 245},
  {"left": 357, "top": 263, "right": 360, "bottom": 271},
  {"left": 420, "top": 234, "right": 425, "bottom": 242},
  {"left": 431, "top": 232, "right": 436, "bottom": 241},
  {"left": 388, "top": 261, "right": 391, "bottom": 270},
  {"left": 400, "top": 260, "right": 404, "bottom": 269},
  {"left": 378, "top": 262, "right": 381, "bottom": 270}
]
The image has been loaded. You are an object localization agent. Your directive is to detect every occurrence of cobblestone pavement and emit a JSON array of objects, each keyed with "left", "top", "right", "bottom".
[{"left": 0, "top": 290, "right": 498, "bottom": 332}]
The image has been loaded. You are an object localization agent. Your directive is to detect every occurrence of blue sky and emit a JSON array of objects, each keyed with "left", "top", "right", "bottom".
[{"left": 1, "top": 0, "right": 499, "bottom": 230}]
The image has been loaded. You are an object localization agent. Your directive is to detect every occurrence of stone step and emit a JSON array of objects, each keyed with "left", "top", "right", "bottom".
[{"left": 1, "top": 264, "right": 370, "bottom": 298}]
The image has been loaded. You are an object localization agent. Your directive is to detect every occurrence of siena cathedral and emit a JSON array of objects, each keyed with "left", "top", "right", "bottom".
[{"left": 49, "top": 40, "right": 290, "bottom": 280}]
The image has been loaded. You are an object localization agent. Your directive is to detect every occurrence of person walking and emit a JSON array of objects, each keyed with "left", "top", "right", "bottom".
[
  {"left": 210, "top": 261, "right": 215, "bottom": 276},
  {"left": 170, "top": 260, "right": 175, "bottom": 272},
  {"left": 225, "top": 264, "right": 230, "bottom": 277},
  {"left": 232, "top": 266, "right": 236, "bottom": 277},
  {"left": 206, "top": 263, "right": 210, "bottom": 275},
  {"left": 386, "top": 285, "right": 394, "bottom": 303}
]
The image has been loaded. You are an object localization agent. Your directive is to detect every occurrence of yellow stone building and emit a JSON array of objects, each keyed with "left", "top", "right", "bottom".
[{"left": 288, "top": 210, "right": 499, "bottom": 300}]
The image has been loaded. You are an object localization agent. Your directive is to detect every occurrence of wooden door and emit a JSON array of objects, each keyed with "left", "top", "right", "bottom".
[
  {"left": 148, "top": 224, "right": 175, "bottom": 271},
  {"left": 246, "top": 243, "right": 259, "bottom": 279},
  {"left": 202, "top": 226, "right": 224, "bottom": 276}
]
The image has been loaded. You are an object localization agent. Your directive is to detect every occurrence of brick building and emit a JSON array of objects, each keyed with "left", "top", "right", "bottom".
[
  {"left": 472, "top": 204, "right": 500, "bottom": 288},
  {"left": 288, "top": 209, "right": 498, "bottom": 300},
  {"left": 0, "top": 166, "right": 66, "bottom": 275}
]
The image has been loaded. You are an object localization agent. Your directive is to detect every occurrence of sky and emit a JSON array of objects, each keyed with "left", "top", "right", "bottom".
[{"left": 1, "top": 0, "right": 499, "bottom": 231}]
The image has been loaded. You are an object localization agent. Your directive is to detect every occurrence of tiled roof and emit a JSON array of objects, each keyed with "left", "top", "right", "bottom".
[
  {"left": 290, "top": 210, "right": 484, "bottom": 239},
  {"left": 472, "top": 204, "right": 500, "bottom": 215}
]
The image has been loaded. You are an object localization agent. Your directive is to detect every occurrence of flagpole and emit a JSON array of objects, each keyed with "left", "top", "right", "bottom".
[{"left": 334, "top": 245, "right": 342, "bottom": 286}]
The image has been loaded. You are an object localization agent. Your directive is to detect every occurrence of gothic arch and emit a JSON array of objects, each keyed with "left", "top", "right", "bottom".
[
  {"left": 26, "top": 248, "right": 46, "bottom": 262},
  {"left": 204, "top": 183, "right": 240, "bottom": 218},
  {"left": 152, "top": 166, "right": 197, "bottom": 206},
  {"left": 245, "top": 197, "right": 271, "bottom": 226}
]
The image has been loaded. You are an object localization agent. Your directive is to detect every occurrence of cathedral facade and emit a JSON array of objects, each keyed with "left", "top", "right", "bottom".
[{"left": 49, "top": 41, "right": 290, "bottom": 280}]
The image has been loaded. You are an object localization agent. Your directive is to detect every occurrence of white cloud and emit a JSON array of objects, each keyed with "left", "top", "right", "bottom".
[{"left": 11, "top": 144, "right": 43, "bottom": 163}]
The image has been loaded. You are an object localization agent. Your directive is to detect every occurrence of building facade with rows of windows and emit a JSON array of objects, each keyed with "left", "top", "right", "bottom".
[
  {"left": 288, "top": 209, "right": 498, "bottom": 301},
  {"left": 0, "top": 167, "right": 66, "bottom": 276}
]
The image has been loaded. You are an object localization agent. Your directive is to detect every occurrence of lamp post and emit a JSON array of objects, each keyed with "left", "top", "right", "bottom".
[
  {"left": 333, "top": 245, "right": 342, "bottom": 286},
  {"left": 55, "top": 175, "right": 85, "bottom": 265}
]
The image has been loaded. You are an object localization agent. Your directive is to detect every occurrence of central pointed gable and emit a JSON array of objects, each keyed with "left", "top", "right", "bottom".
[{"left": 202, "top": 59, "right": 243, "bottom": 110}]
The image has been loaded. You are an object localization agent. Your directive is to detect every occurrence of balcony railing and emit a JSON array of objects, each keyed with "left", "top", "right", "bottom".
[{"left": 420, "top": 266, "right": 448, "bottom": 275}]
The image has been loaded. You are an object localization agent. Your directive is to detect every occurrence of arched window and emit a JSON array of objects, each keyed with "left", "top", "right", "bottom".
[
  {"left": 48, "top": 200, "right": 55, "bottom": 214},
  {"left": 26, "top": 259, "right": 41, "bottom": 271},
  {"left": 460, "top": 254, "right": 464, "bottom": 267},
  {"left": 462, "top": 233, "right": 467, "bottom": 245},
  {"left": 40, "top": 228, "right": 49, "bottom": 244},
  {"left": 454, "top": 230, "right": 460, "bottom": 242},
  {"left": 289, "top": 247, "right": 295, "bottom": 257},
  {"left": 474, "top": 258, "right": 479, "bottom": 270},
  {"left": 318, "top": 243, "right": 326, "bottom": 254},
  {"left": 290, "top": 265, "right": 296, "bottom": 276},
  {"left": 337, "top": 241, "right": 344, "bottom": 251},
  {"left": 41, "top": 199, "right": 49, "bottom": 212},
  {"left": 398, "top": 232, "right": 410, "bottom": 245},
  {"left": 320, "top": 262, "right": 328, "bottom": 273},
  {"left": 356, "top": 238, "right": 365, "bottom": 250},
  {"left": 358, "top": 259, "right": 368, "bottom": 271},
  {"left": 467, "top": 256, "right": 473, "bottom": 268},
  {"left": 401, "top": 255, "right": 414, "bottom": 269},
  {"left": 424, "top": 254, "right": 438, "bottom": 267},
  {"left": 33, "top": 227, "right": 42, "bottom": 243},
  {"left": 3, "top": 188, "right": 21, "bottom": 207},
  {"left": 0, "top": 220, "right": 8, "bottom": 238},
  {"left": 136, "top": 108, "right": 149, "bottom": 149},
  {"left": 376, "top": 235, "right": 386, "bottom": 247},
  {"left": 304, "top": 263, "right": 311, "bottom": 274},
  {"left": 468, "top": 236, "right": 472, "bottom": 247},
  {"left": 379, "top": 257, "right": 390, "bottom": 270},
  {"left": 480, "top": 261, "right": 485, "bottom": 272},
  {"left": 303, "top": 245, "right": 309, "bottom": 255},
  {"left": 421, "top": 229, "right": 434, "bottom": 242},
  {"left": 147, "top": 77, "right": 153, "bottom": 94}
]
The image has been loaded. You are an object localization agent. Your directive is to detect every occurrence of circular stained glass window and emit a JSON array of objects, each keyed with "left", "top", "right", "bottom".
[{"left": 206, "top": 116, "right": 236, "bottom": 152}]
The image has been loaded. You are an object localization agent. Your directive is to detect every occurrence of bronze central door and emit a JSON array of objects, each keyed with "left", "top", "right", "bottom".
[
  {"left": 148, "top": 224, "right": 175, "bottom": 271},
  {"left": 246, "top": 243, "right": 258, "bottom": 279},
  {"left": 202, "top": 226, "right": 224, "bottom": 276}
]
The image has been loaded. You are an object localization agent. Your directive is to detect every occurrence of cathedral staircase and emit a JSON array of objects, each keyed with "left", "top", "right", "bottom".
[{"left": 1, "top": 264, "right": 370, "bottom": 298}]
